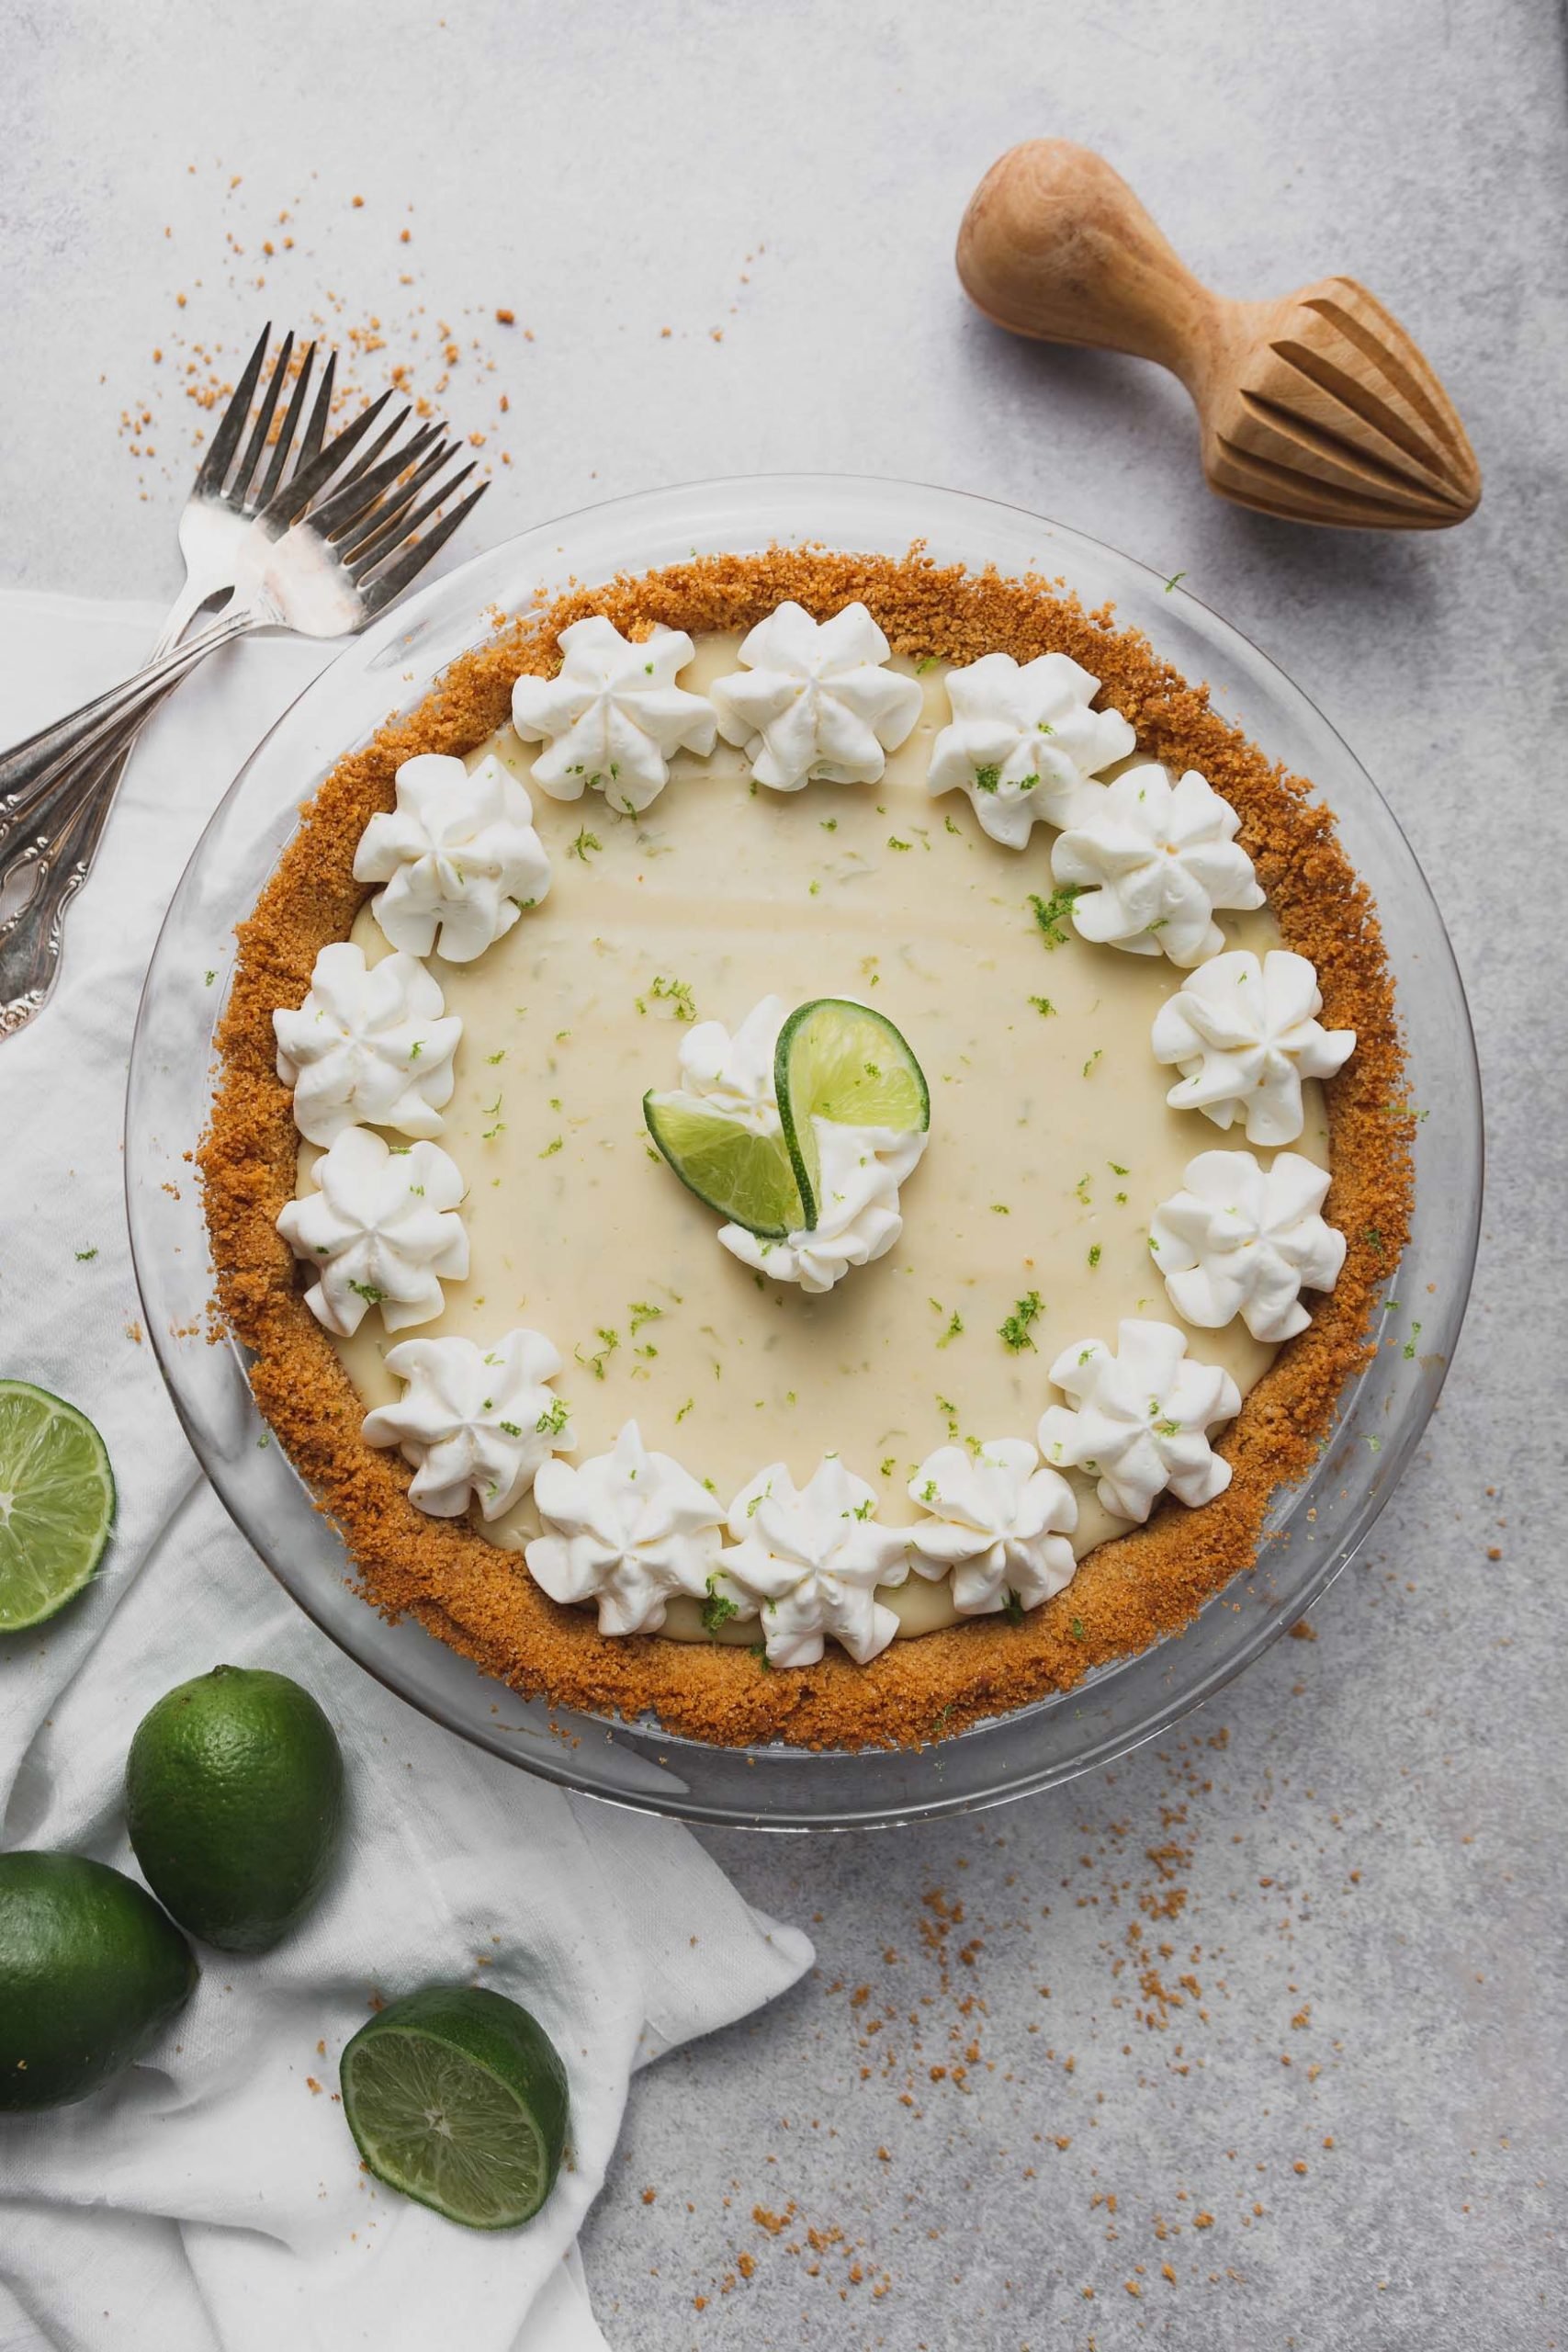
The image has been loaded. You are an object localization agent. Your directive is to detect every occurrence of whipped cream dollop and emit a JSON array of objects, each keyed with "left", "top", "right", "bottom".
[
  {"left": 363, "top": 1329, "right": 571, "bottom": 1521},
  {"left": 927, "top": 650, "right": 1136, "bottom": 848},
  {"left": 907, "top": 1439, "right": 1078, "bottom": 1616},
  {"left": 678, "top": 994, "right": 789, "bottom": 1135},
  {"left": 709, "top": 602, "right": 922, "bottom": 791},
  {"left": 1151, "top": 948, "right": 1356, "bottom": 1147},
  {"left": 716, "top": 1455, "right": 911, "bottom": 1667},
  {"left": 276, "top": 1128, "right": 468, "bottom": 1337},
  {"left": 1038, "top": 1317, "right": 1241, "bottom": 1523},
  {"left": 510, "top": 616, "right": 717, "bottom": 815},
  {"left": 719, "top": 1118, "right": 924, "bottom": 1294},
  {"left": 1052, "top": 763, "right": 1264, "bottom": 965},
  {"left": 674, "top": 995, "right": 927, "bottom": 1294},
  {"left": 273, "top": 942, "right": 462, "bottom": 1147},
  {"left": 526, "top": 1419, "right": 728, "bottom": 1636},
  {"left": 1150, "top": 1148, "right": 1346, "bottom": 1342},
  {"left": 354, "top": 752, "right": 551, "bottom": 964}
]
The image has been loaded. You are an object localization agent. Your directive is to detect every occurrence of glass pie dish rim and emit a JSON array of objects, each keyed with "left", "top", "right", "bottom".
[{"left": 125, "top": 470, "right": 1483, "bottom": 1831}]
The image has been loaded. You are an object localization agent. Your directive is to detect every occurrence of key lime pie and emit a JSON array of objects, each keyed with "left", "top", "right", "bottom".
[{"left": 203, "top": 549, "right": 1409, "bottom": 1748}]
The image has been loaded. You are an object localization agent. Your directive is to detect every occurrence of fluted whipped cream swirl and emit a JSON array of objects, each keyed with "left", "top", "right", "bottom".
[
  {"left": 1150, "top": 1148, "right": 1346, "bottom": 1341},
  {"left": 511, "top": 616, "right": 717, "bottom": 814},
  {"left": 355, "top": 752, "right": 551, "bottom": 963},
  {"left": 276, "top": 1128, "right": 468, "bottom": 1337},
  {"left": 273, "top": 942, "right": 462, "bottom": 1147},
  {"left": 526, "top": 1419, "right": 728, "bottom": 1636},
  {"left": 1052, "top": 763, "right": 1264, "bottom": 965},
  {"left": 907, "top": 1439, "right": 1077, "bottom": 1616},
  {"left": 716, "top": 1455, "right": 911, "bottom": 1667},
  {"left": 363, "top": 1329, "right": 571, "bottom": 1520},
  {"left": 1152, "top": 948, "right": 1356, "bottom": 1147},
  {"left": 710, "top": 602, "right": 922, "bottom": 791},
  {"left": 1038, "top": 1317, "right": 1240, "bottom": 1523},
  {"left": 927, "top": 650, "right": 1135, "bottom": 848}
]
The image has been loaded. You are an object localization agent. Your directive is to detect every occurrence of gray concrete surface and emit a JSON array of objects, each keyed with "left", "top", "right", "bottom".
[{"left": 2, "top": 1, "right": 1564, "bottom": 2343}]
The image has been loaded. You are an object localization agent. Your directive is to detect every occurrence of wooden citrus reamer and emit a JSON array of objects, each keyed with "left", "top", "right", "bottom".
[{"left": 956, "top": 140, "right": 1480, "bottom": 530}]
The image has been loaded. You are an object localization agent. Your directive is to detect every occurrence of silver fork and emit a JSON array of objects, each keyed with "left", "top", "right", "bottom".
[
  {"left": 0, "top": 325, "right": 333, "bottom": 865},
  {"left": 0, "top": 337, "right": 485, "bottom": 1036}
]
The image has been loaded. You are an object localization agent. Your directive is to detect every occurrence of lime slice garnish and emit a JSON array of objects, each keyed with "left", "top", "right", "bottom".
[
  {"left": 643, "top": 1090, "right": 804, "bottom": 1239},
  {"left": 774, "top": 999, "right": 930, "bottom": 1228},
  {"left": 0, "top": 1381, "right": 116, "bottom": 1634},
  {"left": 340, "top": 1984, "right": 570, "bottom": 2231}
]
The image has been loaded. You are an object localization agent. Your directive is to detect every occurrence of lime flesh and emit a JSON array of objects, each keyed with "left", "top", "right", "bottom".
[
  {"left": 643, "top": 1090, "right": 805, "bottom": 1239},
  {"left": 0, "top": 1381, "right": 116, "bottom": 1633},
  {"left": 341, "top": 1984, "right": 570, "bottom": 2230},
  {"left": 774, "top": 999, "right": 931, "bottom": 1227}
]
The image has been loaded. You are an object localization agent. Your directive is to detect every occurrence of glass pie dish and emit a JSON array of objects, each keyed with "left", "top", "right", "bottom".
[{"left": 126, "top": 475, "right": 1482, "bottom": 1829}]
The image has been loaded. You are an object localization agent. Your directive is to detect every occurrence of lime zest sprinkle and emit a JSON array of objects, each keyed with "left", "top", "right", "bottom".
[
  {"left": 637, "top": 974, "right": 696, "bottom": 1023},
  {"left": 575, "top": 1329, "right": 619, "bottom": 1381},
  {"left": 701, "top": 1577, "right": 739, "bottom": 1634},
  {"left": 999, "top": 1291, "right": 1043, "bottom": 1353},
  {"left": 1027, "top": 884, "right": 1083, "bottom": 948}
]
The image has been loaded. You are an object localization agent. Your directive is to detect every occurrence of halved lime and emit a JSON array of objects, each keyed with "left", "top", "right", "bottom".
[
  {"left": 0, "top": 1382, "right": 116, "bottom": 1634},
  {"left": 643, "top": 1090, "right": 804, "bottom": 1238},
  {"left": 340, "top": 1984, "right": 570, "bottom": 2231},
  {"left": 774, "top": 999, "right": 930, "bottom": 1227}
]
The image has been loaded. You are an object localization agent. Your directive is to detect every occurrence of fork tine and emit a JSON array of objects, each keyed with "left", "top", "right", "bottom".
[
  {"left": 299, "top": 349, "right": 337, "bottom": 470},
  {"left": 193, "top": 322, "right": 272, "bottom": 495},
  {"left": 352, "top": 458, "right": 478, "bottom": 579},
  {"left": 259, "top": 388, "right": 397, "bottom": 531},
  {"left": 297, "top": 405, "right": 416, "bottom": 535},
  {"left": 361, "top": 483, "right": 490, "bottom": 615},
  {"left": 338, "top": 440, "right": 461, "bottom": 568},
  {"left": 310, "top": 423, "right": 446, "bottom": 545},
  {"left": 254, "top": 340, "right": 316, "bottom": 512},
  {"left": 229, "top": 331, "right": 294, "bottom": 509}
]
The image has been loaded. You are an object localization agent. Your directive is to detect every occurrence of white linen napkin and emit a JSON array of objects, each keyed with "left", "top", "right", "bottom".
[{"left": 0, "top": 592, "right": 813, "bottom": 2352}]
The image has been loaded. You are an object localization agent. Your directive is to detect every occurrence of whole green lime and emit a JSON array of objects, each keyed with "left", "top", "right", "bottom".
[
  {"left": 0, "top": 1851, "right": 197, "bottom": 2110},
  {"left": 125, "top": 1665, "right": 344, "bottom": 1953},
  {"left": 341, "top": 1984, "right": 570, "bottom": 2229}
]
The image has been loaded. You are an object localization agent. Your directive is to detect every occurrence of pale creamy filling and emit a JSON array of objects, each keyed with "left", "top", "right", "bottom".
[{"left": 306, "top": 637, "right": 1326, "bottom": 1645}]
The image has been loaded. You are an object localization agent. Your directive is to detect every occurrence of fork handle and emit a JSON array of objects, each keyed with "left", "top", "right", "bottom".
[{"left": 0, "top": 608, "right": 256, "bottom": 842}]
